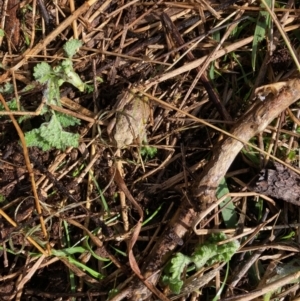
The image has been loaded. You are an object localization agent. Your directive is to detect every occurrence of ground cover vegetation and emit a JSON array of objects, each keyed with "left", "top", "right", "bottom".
[{"left": 0, "top": 0, "right": 300, "bottom": 300}]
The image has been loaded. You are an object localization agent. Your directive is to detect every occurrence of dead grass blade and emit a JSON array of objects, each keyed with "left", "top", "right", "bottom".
[
  {"left": 221, "top": 270, "right": 300, "bottom": 301},
  {"left": 0, "top": 93, "right": 49, "bottom": 254},
  {"left": 114, "top": 168, "right": 172, "bottom": 301},
  {"left": 16, "top": 255, "right": 46, "bottom": 301}
]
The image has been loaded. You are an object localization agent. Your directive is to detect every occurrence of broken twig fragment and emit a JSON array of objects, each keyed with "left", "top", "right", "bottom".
[{"left": 192, "top": 78, "right": 300, "bottom": 210}]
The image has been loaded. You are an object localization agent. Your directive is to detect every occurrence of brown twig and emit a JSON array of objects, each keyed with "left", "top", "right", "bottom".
[{"left": 0, "top": 93, "right": 49, "bottom": 255}]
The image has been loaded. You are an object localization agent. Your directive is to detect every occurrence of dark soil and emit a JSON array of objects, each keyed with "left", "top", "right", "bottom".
[{"left": 1, "top": 0, "right": 300, "bottom": 300}]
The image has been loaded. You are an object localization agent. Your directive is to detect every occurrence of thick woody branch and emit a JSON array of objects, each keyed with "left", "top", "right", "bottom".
[{"left": 114, "top": 78, "right": 300, "bottom": 301}]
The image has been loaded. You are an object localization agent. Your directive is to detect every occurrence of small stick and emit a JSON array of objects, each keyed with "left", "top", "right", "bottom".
[
  {"left": 0, "top": 94, "right": 49, "bottom": 255},
  {"left": 37, "top": 0, "right": 50, "bottom": 27}
]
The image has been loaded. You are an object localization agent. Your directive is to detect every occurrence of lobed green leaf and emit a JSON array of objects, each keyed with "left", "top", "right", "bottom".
[
  {"left": 63, "top": 39, "right": 82, "bottom": 58},
  {"left": 25, "top": 114, "right": 79, "bottom": 150},
  {"left": 34, "top": 62, "right": 53, "bottom": 83}
]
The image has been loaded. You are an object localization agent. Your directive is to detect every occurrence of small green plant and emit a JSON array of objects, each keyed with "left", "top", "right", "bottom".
[
  {"left": 140, "top": 145, "right": 157, "bottom": 160},
  {"left": 0, "top": 82, "right": 14, "bottom": 94},
  {"left": 0, "top": 194, "right": 5, "bottom": 203},
  {"left": 0, "top": 97, "right": 18, "bottom": 111},
  {"left": 24, "top": 39, "right": 87, "bottom": 150},
  {"left": 108, "top": 289, "right": 119, "bottom": 300},
  {"left": 162, "top": 233, "right": 239, "bottom": 294}
]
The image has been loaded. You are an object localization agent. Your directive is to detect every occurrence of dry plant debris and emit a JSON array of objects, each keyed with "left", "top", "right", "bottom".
[{"left": 0, "top": 0, "right": 300, "bottom": 301}]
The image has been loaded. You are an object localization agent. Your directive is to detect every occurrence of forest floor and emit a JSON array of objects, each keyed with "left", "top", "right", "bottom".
[{"left": 0, "top": 0, "right": 300, "bottom": 300}]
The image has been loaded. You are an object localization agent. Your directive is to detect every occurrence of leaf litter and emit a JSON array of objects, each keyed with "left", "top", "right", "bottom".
[{"left": 0, "top": 0, "right": 300, "bottom": 301}]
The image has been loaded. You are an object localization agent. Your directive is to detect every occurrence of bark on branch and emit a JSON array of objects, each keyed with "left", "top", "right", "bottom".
[{"left": 112, "top": 79, "right": 300, "bottom": 301}]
